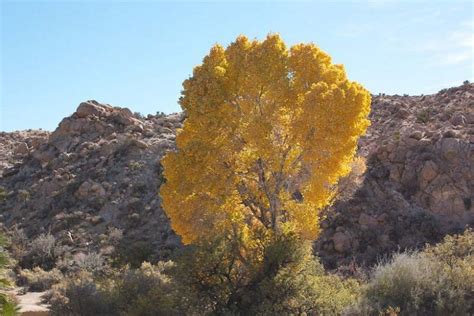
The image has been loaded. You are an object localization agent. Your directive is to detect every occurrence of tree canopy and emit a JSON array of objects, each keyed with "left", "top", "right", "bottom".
[{"left": 161, "top": 34, "right": 371, "bottom": 244}]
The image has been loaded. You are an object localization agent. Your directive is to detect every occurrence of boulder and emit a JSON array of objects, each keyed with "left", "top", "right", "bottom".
[
  {"left": 450, "top": 113, "right": 466, "bottom": 126},
  {"left": 332, "top": 231, "right": 351, "bottom": 253},
  {"left": 75, "top": 181, "right": 106, "bottom": 199},
  {"left": 440, "top": 138, "right": 460, "bottom": 160},
  {"left": 76, "top": 101, "right": 107, "bottom": 118},
  {"left": 14, "top": 142, "right": 29, "bottom": 155},
  {"left": 420, "top": 160, "right": 438, "bottom": 182},
  {"left": 358, "top": 213, "right": 378, "bottom": 227}
]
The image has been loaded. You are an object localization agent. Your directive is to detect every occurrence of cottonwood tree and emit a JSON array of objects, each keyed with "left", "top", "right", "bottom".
[{"left": 161, "top": 34, "right": 370, "bottom": 245}]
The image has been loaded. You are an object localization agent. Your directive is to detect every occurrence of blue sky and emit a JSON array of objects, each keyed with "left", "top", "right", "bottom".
[{"left": 1, "top": 1, "right": 473, "bottom": 132}]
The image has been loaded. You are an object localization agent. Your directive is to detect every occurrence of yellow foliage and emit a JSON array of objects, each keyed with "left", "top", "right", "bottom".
[{"left": 161, "top": 34, "right": 371, "bottom": 244}]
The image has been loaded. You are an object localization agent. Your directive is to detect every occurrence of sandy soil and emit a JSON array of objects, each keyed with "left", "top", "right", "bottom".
[{"left": 6, "top": 289, "right": 50, "bottom": 315}]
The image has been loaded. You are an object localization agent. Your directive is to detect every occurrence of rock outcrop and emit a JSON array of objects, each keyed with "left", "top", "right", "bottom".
[
  {"left": 0, "top": 83, "right": 472, "bottom": 266},
  {"left": 315, "top": 83, "right": 473, "bottom": 268},
  {"left": 0, "top": 130, "right": 49, "bottom": 177},
  {"left": 0, "top": 101, "right": 183, "bottom": 261}
]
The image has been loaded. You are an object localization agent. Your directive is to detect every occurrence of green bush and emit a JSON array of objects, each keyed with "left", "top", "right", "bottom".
[
  {"left": 416, "top": 109, "right": 431, "bottom": 123},
  {"left": 246, "top": 235, "right": 360, "bottom": 315},
  {"left": 49, "top": 233, "right": 360, "bottom": 315},
  {"left": 113, "top": 239, "right": 154, "bottom": 268},
  {"left": 174, "top": 230, "right": 360, "bottom": 315},
  {"left": 105, "top": 262, "right": 180, "bottom": 315},
  {"left": 18, "top": 267, "right": 63, "bottom": 292},
  {"left": 74, "top": 252, "right": 105, "bottom": 275},
  {"left": 48, "top": 262, "right": 181, "bottom": 316},
  {"left": 0, "top": 234, "right": 19, "bottom": 315},
  {"left": 7, "top": 227, "right": 28, "bottom": 262},
  {"left": 424, "top": 228, "right": 473, "bottom": 264},
  {"left": 20, "top": 233, "right": 65, "bottom": 270},
  {"left": 48, "top": 271, "right": 111, "bottom": 316},
  {"left": 351, "top": 229, "right": 474, "bottom": 315},
  {"left": 0, "top": 186, "right": 7, "bottom": 202}
]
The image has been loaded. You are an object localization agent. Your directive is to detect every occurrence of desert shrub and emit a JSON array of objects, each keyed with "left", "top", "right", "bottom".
[
  {"left": 128, "top": 160, "right": 145, "bottom": 171},
  {"left": 174, "top": 230, "right": 360, "bottom": 315},
  {"left": 48, "top": 234, "right": 361, "bottom": 315},
  {"left": 247, "top": 235, "right": 360, "bottom": 315},
  {"left": 52, "top": 251, "right": 107, "bottom": 277},
  {"left": 113, "top": 239, "right": 154, "bottom": 268},
  {"left": 106, "top": 227, "right": 123, "bottom": 246},
  {"left": 355, "top": 252, "right": 437, "bottom": 314},
  {"left": 7, "top": 227, "right": 29, "bottom": 262},
  {"left": 17, "top": 189, "right": 30, "bottom": 203},
  {"left": 416, "top": 109, "right": 431, "bottom": 123},
  {"left": 309, "top": 274, "right": 361, "bottom": 315},
  {"left": 74, "top": 252, "right": 105, "bottom": 275},
  {"left": 48, "top": 271, "right": 112, "bottom": 316},
  {"left": 54, "top": 251, "right": 76, "bottom": 273},
  {"left": 17, "top": 267, "right": 63, "bottom": 291},
  {"left": 423, "top": 228, "right": 473, "bottom": 264},
  {"left": 48, "top": 262, "right": 180, "bottom": 316},
  {"left": 20, "top": 233, "right": 65, "bottom": 270},
  {"left": 105, "top": 261, "right": 180, "bottom": 315},
  {"left": 0, "top": 234, "right": 20, "bottom": 315},
  {"left": 0, "top": 186, "right": 7, "bottom": 201},
  {"left": 421, "top": 228, "right": 474, "bottom": 314},
  {"left": 351, "top": 229, "right": 474, "bottom": 315}
]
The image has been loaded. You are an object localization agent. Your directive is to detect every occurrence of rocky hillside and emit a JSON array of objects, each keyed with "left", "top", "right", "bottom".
[
  {"left": 0, "top": 101, "right": 183, "bottom": 262},
  {"left": 0, "top": 84, "right": 472, "bottom": 267},
  {"left": 316, "top": 83, "right": 473, "bottom": 269}
]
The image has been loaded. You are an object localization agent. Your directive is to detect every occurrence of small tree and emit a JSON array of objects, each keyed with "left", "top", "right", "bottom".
[{"left": 161, "top": 34, "right": 371, "bottom": 244}]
